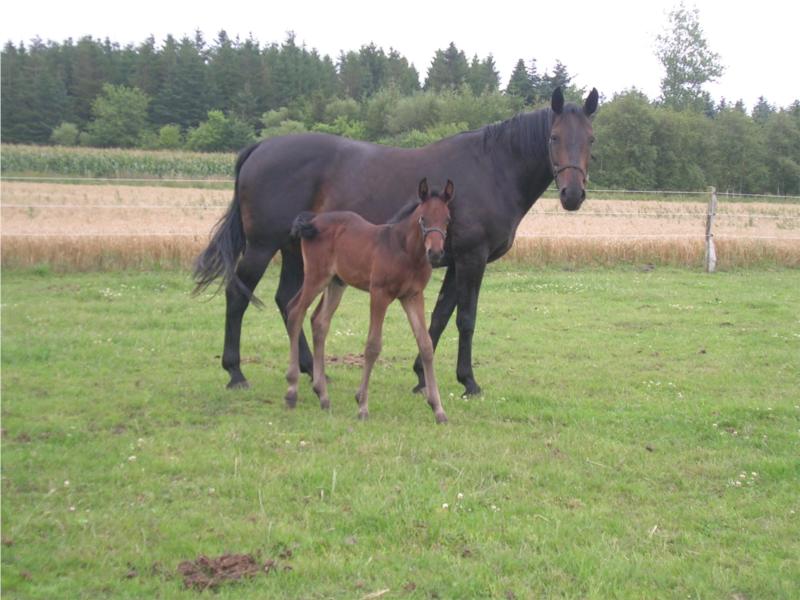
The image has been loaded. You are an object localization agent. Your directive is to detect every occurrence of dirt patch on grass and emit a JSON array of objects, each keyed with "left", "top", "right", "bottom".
[{"left": 177, "top": 553, "right": 277, "bottom": 591}]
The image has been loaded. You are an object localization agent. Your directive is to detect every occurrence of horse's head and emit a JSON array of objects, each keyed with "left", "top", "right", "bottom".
[
  {"left": 417, "top": 177, "right": 453, "bottom": 266},
  {"left": 549, "top": 87, "right": 599, "bottom": 211}
]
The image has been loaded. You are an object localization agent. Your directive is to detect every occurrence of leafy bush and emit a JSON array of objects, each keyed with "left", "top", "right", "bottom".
[
  {"left": 50, "top": 122, "right": 80, "bottom": 146},
  {"left": 86, "top": 84, "right": 151, "bottom": 148},
  {"left": 157, "top": 124, "right": 183, "bottom": 149},
  {"left": 186, "top": 110, "right": 256, "bottom": 152},
  {"left": 260, "top": 120, "right": 308, "bottom": 139},
  {"left": 311, "top": 117, "right": 366, "bottom": 140}
]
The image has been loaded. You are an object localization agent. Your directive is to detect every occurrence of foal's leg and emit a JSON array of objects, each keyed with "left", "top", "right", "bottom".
[
  {"left": 402, "top": 293, "right": 448, "bottom": 424},
  {"left": 310, "top": 281, "right": 347, "bottom": 410},
  {"left": 412, "top": 265, "right": 457, "bottom": 393},
  {"left": 284, "top": 277, "right": 328, "bottom": 408},
  {"left": 355, "top": 289, "right": 392, "bottom": 420}
]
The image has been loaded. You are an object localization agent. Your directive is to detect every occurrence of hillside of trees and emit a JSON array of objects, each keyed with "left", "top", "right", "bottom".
[{"left": 2, "top": 32, "right": 799, "bottom": 194}]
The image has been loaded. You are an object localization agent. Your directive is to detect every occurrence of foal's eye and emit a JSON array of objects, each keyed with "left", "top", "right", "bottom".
[
  {"left": 550, "top": 135, "right": 559, "bottom": 142},
  {"left": 589, "top": 136, "right": 596, "bottom": 144}
]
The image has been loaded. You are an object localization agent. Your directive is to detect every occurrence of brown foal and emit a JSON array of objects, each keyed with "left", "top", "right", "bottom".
[{"left": 285, "top": 178, "right": 453, "bottom": 423}]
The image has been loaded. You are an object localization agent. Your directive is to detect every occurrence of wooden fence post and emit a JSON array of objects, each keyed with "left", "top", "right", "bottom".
[{"left": 705, "top": 186, "right": 718, "bottom": 272}]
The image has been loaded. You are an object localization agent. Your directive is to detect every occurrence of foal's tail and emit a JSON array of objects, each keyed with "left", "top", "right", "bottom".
[
  {"left": 192, "top": 142, "right": 261, "bottom": 303},
  {"left": 290, "top": 211, "right": 319, "bottom": 240}
]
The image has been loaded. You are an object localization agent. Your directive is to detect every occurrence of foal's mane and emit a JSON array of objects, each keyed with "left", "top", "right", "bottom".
[{"left": 386, "top": 186, "right": 445, "bottom": 225}]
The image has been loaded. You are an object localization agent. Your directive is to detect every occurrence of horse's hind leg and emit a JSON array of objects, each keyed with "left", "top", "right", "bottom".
[
  {"left": 275, "top": 245, "right": 315, "bottom": 377},
  {"left": 285, "top": 273, "right": 329, "bottom": 409},
  {"left": 310, "top": 281, "right": 347, "bottom": 410},
  {"left": 222, "top": 244, "right": 276, "bottom": 389}
]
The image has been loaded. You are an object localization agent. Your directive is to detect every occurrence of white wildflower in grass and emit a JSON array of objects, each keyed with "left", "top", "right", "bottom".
[
  {"left": 442, "top": 503, "right": 449, "bottom": 510},
  {"left": 128, "top": 455, "right": 137, "bottom": 462},
  {"left": 457, "top": 493, "right": 464, "bottom": 500},
  {"left": 64, "top": 480, "right": 70, "bottom": 487}
]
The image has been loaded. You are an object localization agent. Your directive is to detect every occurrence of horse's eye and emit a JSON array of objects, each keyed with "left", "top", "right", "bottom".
[
  {"left": 550, "top": 135, "right": 559, "bottom": 142},
  {"left": 589, "top": 136, "right": 595, "bottom": 144}
]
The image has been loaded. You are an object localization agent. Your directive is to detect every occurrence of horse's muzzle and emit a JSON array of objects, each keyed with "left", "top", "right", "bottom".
[
  {"left": 427, "top": 249, "right": 445, "bottom": 266},
  {"left": 560, "top": 186, "right": 586, "bottom": 211}
]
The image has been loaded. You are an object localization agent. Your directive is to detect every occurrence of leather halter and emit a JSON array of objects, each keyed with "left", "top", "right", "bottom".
[
  {"left": 548, "top": 136, "right": 587, "bottom": 188},
  {"left": 419, "top": 217, "right": 447, "bottom": 242}
]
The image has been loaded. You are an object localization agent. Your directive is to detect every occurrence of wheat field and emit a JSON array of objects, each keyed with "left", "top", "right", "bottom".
[{"left": 2, "top": 182, "right": 799, "bottom": 269}]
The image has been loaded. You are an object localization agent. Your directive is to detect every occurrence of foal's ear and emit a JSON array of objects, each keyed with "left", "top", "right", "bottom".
[
  {"left": 418, "top": 177, "right": 429, "bottom": 201},
  {"left": 584, "top": 87, "right": 599, "bottom": 117},
  {"left": 443, "top": 179, "right": 455, "bottom": 203},
  {"left": 551, "top": 87, "right": 564, "bottom": 115}
]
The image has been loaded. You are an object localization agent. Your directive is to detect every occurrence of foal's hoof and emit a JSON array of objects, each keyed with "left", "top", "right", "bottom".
[
  {"left": 227, "top": 379, "right": 250, "bottom": 390},
  {"left": 411, "top": 382, "right": 426, "bottom": 395},
  {"left": 435, "top": 412, "right": 449, "bottom": 425},
  {"left": 357, "top": 410, "right": 369, "bottom": 421},
  {"left": 285, "top": 391, "right": 298, "bottom": 409},
  {"left": 319, "top": 398, "right": 330, "bottom": 411}
]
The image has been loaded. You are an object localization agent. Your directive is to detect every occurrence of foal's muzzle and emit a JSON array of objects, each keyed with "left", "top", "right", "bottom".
[{"left": 426, "top": 248, "right": 445, "bottom": 266}]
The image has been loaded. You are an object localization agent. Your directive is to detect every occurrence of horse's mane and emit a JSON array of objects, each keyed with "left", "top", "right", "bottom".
[{"left": 482, "top": 107, "right": 553, "bottom": 162}]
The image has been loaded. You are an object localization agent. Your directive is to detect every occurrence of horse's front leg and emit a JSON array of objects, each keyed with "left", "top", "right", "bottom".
[
  {"left": 454, "top": 251, "right": 488, "bottom": 397},
  {"left": 412, "top": 265, "right": 457, "bottom": 393},
  {"left": 402, "top": 293, "right": 447, "bottom": 424},
  {"left": 355, "top": 290, "right": 391, "bottom": 420}
]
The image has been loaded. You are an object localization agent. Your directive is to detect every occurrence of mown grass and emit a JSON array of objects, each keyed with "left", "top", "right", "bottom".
[{"left": 2, "top": 265, "right": 799, "bottom": 598}]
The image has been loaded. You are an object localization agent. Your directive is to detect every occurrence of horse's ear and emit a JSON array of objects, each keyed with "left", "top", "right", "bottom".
[
  {"left": 443, "top": 179, "right": 455, "bottom": 203},
  {"left": 418, "top": 177, "right": 429, "bottom": 201},
  {"left": 551, "top": 87, "right": 564, "bottom": 115},
  {"left": 584, "top": 88, "right": 599, "bottom": 117}
]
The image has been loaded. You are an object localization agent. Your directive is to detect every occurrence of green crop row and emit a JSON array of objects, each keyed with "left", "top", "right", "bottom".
[{"left": 1, "top": 144, "right": 236, "bottom": 180}]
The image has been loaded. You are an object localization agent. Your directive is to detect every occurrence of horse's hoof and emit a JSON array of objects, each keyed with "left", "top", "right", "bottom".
[
  {"left": 285, "top": 391, "right": 298, "bottom": 409},
  {"left": 411, "top": 382, "right": 425, "bottom": 394},
  {"left": 357, "top": 410, "right": 369, "bottom": 421},
  {"left": 320, "top": 399, "right": 330, "bottom": 411},
  {"left": 435, "top": 412, "right": 449, "bottom": 424},
  {"left": 461, "top": 383, "right": 482, "bottom": 398},
  {"left": 227, "top": 379, "right": 250, "bottom": 390}
]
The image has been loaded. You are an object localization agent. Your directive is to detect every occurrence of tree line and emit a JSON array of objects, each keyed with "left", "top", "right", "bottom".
[{"left": 2, "top": 32, "right": 799, "bottom": 194}]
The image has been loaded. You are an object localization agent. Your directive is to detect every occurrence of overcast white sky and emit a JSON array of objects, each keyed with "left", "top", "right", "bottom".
[{"left": 2, "top": 0, "right": 797, "bottom": 109}]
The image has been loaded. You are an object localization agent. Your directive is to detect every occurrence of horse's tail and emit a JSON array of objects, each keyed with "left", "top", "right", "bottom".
[
  {"left": 290, "top": 211, "right": 319, "bottom": 240},
  {"left": 192, "top": 142, "right": 263, "bottom": 306}
]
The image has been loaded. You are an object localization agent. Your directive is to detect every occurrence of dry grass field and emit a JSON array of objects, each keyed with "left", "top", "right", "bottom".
[{"left": 2, "top": 182, "right": 799, "bottom": 269}]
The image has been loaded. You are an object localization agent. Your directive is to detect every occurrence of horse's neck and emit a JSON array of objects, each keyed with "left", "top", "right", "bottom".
[
  {"left": 505, "top": 110, "right": 554, "bottom": 211},
  {"left": 389, "top": 214, "right": 425, "bottom": 262}
]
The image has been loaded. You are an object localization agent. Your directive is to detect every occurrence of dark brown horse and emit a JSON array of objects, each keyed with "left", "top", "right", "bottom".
[
  {"left": 194, "top": 87, "right": 599, "bottom": 396},
  {"left": 285, "top": 179, "right": 453, "bottom": 423}
]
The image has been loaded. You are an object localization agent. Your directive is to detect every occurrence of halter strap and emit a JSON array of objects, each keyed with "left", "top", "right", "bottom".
[
  {"left": 419, "top": 217, "right": 447, "bottom": 241},
  {"left": 548, "top": 137, "right": 587, "bottom": 188}
]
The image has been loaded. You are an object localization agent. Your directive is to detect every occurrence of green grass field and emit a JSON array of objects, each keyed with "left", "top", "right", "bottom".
[{"left": 2, "top": 265, "right": 799, "bottom": 598}]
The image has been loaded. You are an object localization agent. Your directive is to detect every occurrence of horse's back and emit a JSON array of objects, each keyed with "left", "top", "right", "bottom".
[{"left": 237, "top": 134, "right": 373, "bottom": 242}]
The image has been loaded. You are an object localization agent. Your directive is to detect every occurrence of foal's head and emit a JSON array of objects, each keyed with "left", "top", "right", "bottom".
[
  {"left": 549, "top": 87, "right": 599, "bottom": 211},
  {"left": 416, "top": 178, "right": 453, "bottom": 266}
]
